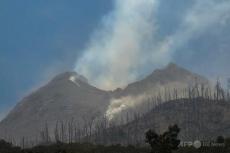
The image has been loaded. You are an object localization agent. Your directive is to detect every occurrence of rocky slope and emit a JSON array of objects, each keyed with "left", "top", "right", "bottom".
[
  {"left": 106, "top": 63, "right": 209, "bottom": 121},
  {"left": 113, "top": 63, "right": 209, "bottom": 97},
  {"left": 0, "top": 63, "right": 210, "bottom": 143},
  {"left": 0, "top": 72, "right": 110, "bottom": 142},
  {"left": 104, "top": 98, "right": 230, "bottom": 145}
]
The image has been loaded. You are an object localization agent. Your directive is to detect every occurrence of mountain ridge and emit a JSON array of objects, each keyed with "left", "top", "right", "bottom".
[
  {"left": 0, "top": 63, "right": 210, "bottom": 143},
  {"left": 112, "top": 63, "right": 209, "bottom": 98}
]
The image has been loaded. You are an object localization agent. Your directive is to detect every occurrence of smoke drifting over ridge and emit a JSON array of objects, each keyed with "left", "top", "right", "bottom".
[
  {"left": 75, "top": 0, "right": 230, "bottom": 90},
  {"left": 75, "top": 0, "right": 160, "bottom": 90},
  {"left": 106, "top": 94, "right": 149, "bottom": 121}
]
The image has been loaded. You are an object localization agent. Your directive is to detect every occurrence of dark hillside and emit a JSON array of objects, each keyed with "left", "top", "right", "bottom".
[{"left": 103, "top": 98, "right": 230, "bottom": 144}]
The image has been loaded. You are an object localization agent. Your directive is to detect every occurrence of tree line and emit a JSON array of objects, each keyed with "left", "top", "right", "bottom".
[{"left": 2, "top": 80, "right": 230, "bottom": 147}]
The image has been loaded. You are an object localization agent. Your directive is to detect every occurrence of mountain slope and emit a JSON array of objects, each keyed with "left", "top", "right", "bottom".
[
  {"left": 107, "top": 63, "right": 209, "bottom": 121},
  {"left": 104, "top": 98, "right": 230, "bottom": 145},
  {"left": 0, "top": 72, "right": 110, "bottom": 142},
  {"left": 114, "top": 63, "right": 209, "bottom": 97},
  {"left": 0, "top": 63, "right": 210, "bottom": 143}
]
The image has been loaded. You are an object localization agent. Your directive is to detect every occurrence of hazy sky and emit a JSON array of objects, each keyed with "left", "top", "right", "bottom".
[
  {"left": 0, "top": 0, "right": 112, "bottom": 119},
  {"left": 1, "top": 0, "right": 230, "bottom": 120}
]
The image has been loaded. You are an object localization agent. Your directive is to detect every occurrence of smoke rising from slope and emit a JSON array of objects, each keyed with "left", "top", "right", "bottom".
[
  {"left": 103, "top": 0, "right": 230, "bottom": 120},
  {"left": 105, "top": 94, "right": 149, "bottom": 121},
  {"left": 75, "top": 0, "right": 230, "bottom": 90},
  {"left": 75, "top": 0, "right": 160, "bottom": 90}
]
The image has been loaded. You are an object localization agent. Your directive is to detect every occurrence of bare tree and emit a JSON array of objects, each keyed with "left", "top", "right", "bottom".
[
  {"left": 68, "top": 118, "right": 74, "bottom": 143},
  {"left": 40, "top": 122, "right": 51, "bottom": 144},
  {"left": 54, "top": 121, "right": 60, "bottom": 142}
]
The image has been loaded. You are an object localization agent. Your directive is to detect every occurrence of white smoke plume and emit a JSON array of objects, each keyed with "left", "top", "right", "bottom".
[
  {"left": 157, "top": 0, "right": 230, "bottom": 57},
  {"left": 105, "top": 94, "right": 149, "bottom": 121},
  {"left": 75, "top": 0, "right": 160, "bottom": 90},
  {"left": 74, "top": 0, "right": 230, "bottom": 91},
  {"left": 74, "top": 0, "right": 230, "bottom": 120}
]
